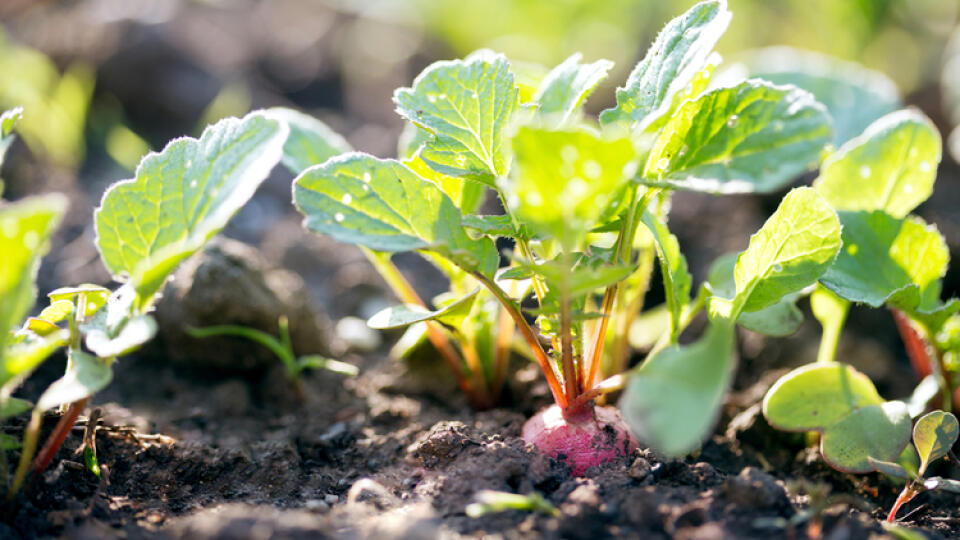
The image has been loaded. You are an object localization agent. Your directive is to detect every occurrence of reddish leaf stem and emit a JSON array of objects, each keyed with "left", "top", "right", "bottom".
[{"left": 31, "top": 397, "right": 89, "bottom": 477}]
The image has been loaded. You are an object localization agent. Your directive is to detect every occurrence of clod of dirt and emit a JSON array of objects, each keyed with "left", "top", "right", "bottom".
[
  {"left": 407, "top": 421, "right": 472, "bottom": 468},
  {"left": 155, "top": 238, "right": 333, "bottom": 373},
  {"left": 721, "top": 467, "right": 789, "bottom": 511}
]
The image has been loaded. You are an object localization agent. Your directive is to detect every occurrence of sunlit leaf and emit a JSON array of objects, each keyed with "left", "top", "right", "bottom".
[
  {"left": 820, "top": 401, "right": 911, "bottom": 473},
  {"left": 814, "top": 110, "right": 940, "bottom": 218},
  {"left": 707, "top": 252, "right": 804, "bottom": 337},
  {"left": 394, "top": 50, "right": 518, "bottom": 183},
  {"left": 294, "top": 152, "right": 500, "bottom": 277},
  {"left": 267, "top": 106, "right": 352, "bottom": 175},
  {"left": 643, "top": 81, "right": 832, "bottom": 194},
  {"left": 368, "top": 289, "right": 480, "bottom": 330},
  {"left": 640, "top": 209, "right": 691, "bottom": 341},
  {"left": 763, "top": 363, "right": 883, "bottom": 431},
  {"left": 35, "top": 351, "right": 112, "bottom": 412},
  {"left": 734, "top": 187, "right": 841, "bottom": 312},
  {"left": 913, "top": 410, "right": 959, "bottom": 475},
  {"left": 534, "top": 53, "right": 613, "bottom": 127},
  {"left": 95, "top": 112, "right": 288, "bottom": 309},
  {"left": 600, "top": 0, "right": 731, "bottom": 132}
]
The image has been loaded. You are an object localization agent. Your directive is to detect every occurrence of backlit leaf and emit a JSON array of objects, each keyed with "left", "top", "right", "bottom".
[
  {"left": 394, "top": 50, "right": 518, "bottom": 183},
  {"left": 707, "top": 252, "right": 804, "bottom": 337},
  {"left": 814, "top": 110, "right": 940, "bottom": 218},
  {"left": 913, "top": 410, "right": 959, "bottom": 475},
  {"left": 821, "top": 401, "right": 911, "bottom": 473},
  {"left": 95, "top": 112, "right": 288, "bottom": 309},
  {"left": 600, "top": 0, "right": 731, "bottom": 131},
  {"left": 763, "top": 363, "right": 883, "bottom": 432},
  {"left": 36, "top": 350, "right": 112, "bottom": 412},
  {"left": 640, "top": 209, "right": 691, "bottom": 341},
  {"left": 734, "top": 187, "right": 841, "bottom": 312},
  {"left": 534, "top": 53, "right": 613, "bottom": 127},
  {"left": 644, "top": 81, "right": 832, "bottom": 194},
  {"left": 294, "top": 152, "right": 500, "bottom": 277},
  {"left": 368, "top": 289, "right": 480, "bottom": 330}
]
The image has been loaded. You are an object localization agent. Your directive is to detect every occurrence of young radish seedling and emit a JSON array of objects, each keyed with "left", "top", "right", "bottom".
[
  {"left": 869, "top": 411, "right": 960, "bottom": 522},
  {"left": 764, "top": 106, "right": 960, "bottom": 478},
  {"left": 287, "top": 0, "right": 841, "bottom": 472},
  {"left": 2, "top": 111, "right": 291, "bottom": 498},
  {"left": 187, "top": 315, "right": 358, "bottom": 390}
]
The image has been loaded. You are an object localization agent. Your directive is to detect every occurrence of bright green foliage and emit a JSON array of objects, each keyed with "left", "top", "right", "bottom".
[
  {"left": 821, "top": 401, "right": 911, "bottom": 473},
  {"left": 739, "top": 46, "right": 901, "bottom": 145},
  {"left": 763, "top": 363, "right": 911, "bottom": 473},
  {"left": 35, "top": 351, "right": 111, "bottom": 412},
  {"left": 814, "top": 110, "right": 940, "bottom": 218},
  {"left": 0, "top": 194, "right": 68, "bottom": 375},
  {"left": 267, "top": 107, "right": 351, "bottom": 175},
  {"left": 601, "top": 0, "right": 731, "bottom": 132},
  {"left": 913, "top": 410, "right": 959, "bottom": 476},
  {"left": 294, "top": 153, "right": 499, "bottom": 277},
  {"left": 707, "top": 253, "right": 803, "bottom": 337},
  {"left": 533, "top": 53, "right": 613, "bottom": 127},
  {"left": 620, "top": 317, "right": 736, "bottom": 457},
  {"left": 0, "top": 107, "right": 21, "bottom": 186},
  {"left": 502, "top": 126, "right": 638, "bottom": 248},
  {"left": 763, "top": 363, "right": 883, "bottom": 431},
  {"left": 734, "top": 188, "right": 841, "bottom": 312},
  {"left": 820, "top": 212, "right": 948, "bottom": 311},
  {"left": 394, "top": 50, "right": 517, "bottom": 183},
  {"left": 95, "top": 112, "right": 288, "bottom": 309},
  {"left": 644, "top": 81, "right": 832, "bottom": 194},
  {"left": 368, "top": 289, "right": 480, "bottom": 329},
  {"left": 466, "top": 490, "right": 560, "bottom": 518},
  {"left": 640, "top": 210, "right": 691, "bottom": 341}
]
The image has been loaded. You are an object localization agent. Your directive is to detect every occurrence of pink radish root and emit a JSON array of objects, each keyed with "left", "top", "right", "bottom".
[{"left": 522, "top": 404, "right": 638, "bottom": 476}]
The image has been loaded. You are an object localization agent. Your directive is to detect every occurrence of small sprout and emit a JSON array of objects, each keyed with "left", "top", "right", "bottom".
[
  {"left": 188, "top": 316, "right": 359, "bottom": 382},
  {"left": 465, "top": 490, "right": 559, "bottom": 518},
  {"left": 884, "top": 410, "right": 960, "bottom": 522},
  {"left": 77, "top": 408, "right": 102, "bottom": 478}
]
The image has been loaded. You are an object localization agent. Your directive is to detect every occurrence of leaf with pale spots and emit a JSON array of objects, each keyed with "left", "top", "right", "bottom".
[
  {"left": 644, "top": 80, "right": 833, "bottom": 194},
  {"left": 294, "top": 152, "right": 500, "bottom": 277},
  {"left": 814, "top": 109, "right": 940, "bottom": 218},
  {"left": 394, "top": 50, "right": 518, "bottom": 184},
  {"left": 95, "top": 112, "right": 288, "bottom": 310}
]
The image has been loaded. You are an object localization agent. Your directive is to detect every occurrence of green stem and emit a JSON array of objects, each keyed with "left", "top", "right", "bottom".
[
  {"left": 8, "top": 408, "right": 42, "bottom": 500},
  {"left": 816, "top": 304, "right": 848, "bottom": 364}
]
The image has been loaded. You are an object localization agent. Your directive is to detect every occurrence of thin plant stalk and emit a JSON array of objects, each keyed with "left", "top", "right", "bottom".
[{"left": 7, "top": 408, "right": 42, "bottom": 500}]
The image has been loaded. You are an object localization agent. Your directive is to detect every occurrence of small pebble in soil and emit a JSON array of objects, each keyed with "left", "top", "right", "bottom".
[
  {"left": 628, "top": 457, "right": 653, "bottom": 482},
  {"left": 304, "top": 499, "right": 329, "bottom": 512},
  {"left": 336, "top": 316, "right": 381, "bottom": 352},
  {"left": 721, "top": 467, "right": 789, "bottom": 510},
  {"left": 324, "top": 494, "right": 339, "bottom": 505}
]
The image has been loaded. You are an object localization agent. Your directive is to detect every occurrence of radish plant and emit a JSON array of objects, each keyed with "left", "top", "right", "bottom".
[
  {"left": 287, "top": 0, "right": 844, "bottom": 472},
  {"left": 1, "top": 111, "right": 291, "bottom": 498}
]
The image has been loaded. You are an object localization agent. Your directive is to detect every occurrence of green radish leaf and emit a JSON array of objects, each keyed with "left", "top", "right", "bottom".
[
  {"left": 36, "top": 299, "right": 74, "bottom": 326},
  {"left": 906, "top": 375, "right": 940, "bottom": 418},
  {"left": 0, "top": 194, "right": 68, "bottom": 359},
  {"left": 368, "top": 289, "right": 480, "bottom": 330},
  {"left": 620, "top": 317, "right": 736, "bottom": 457},
  {"left": 762, "top": 363, "right": 883, "bottom": 432},
  {"left": 501, "top": 126, "right": 638, "bottom": 248},
  {"left": 48, "top": 284, "right": 111, "bottom": 318},
  {"left": 266, "top": 107, "right": 352, "bottom": 175},
  {"left": 707, "top": 252, "right": 804, "bottom": 337},
  {"left": 820, "top": 212, "right": 948, "bottom": 311},
  {"left": 462, "top": 214, "right": 516, "bottom": 238},
  {"left": 511, "top": 60, "right": 550, "bottom": 104},
  {"left": 95, "top": 112, "right": 288, "bottom": 309},
  {"left": 508, "top": 254, "right": 637, "bottom": 299},
  {"left": 294, "top": 152, "right": 500, "bottom": 277},
  {"left": 600, "top": 0, "right": 731, "bottom": 131},
  {"left": 898, "top": 444, "right": 921, "bottom": 480},
  {"left": 35, "top": 351, "right": 112, "bottom": 412},
  {"left": 394, "top": 50, "right": 518, "bottom": 183},
  {"left": 814, "top": 110, "right": 940, "bottom": 218},
  {"left": 534, "top": 53, "right": 613, "bottom": 127},
  {"left": 913, "top": 410, "right": 959, "bottom": 475},
  {"left": 0, "top": 106, "right": 22, "bottom": 174},
  {"left": 868, "top": 457, "right": 911, "bottom": 481},
  {"left": 405, "top": 152, "right": 486, "bottom": 215},
  {"left": 0, "top": 330, "right": 68, "bottom": 390},
  {"left": 640, "top": 209, "right": 691, "bottom": 341},
  {"left": 734, "top": 187, "right": 841, "bottom": 313},
  {"left": 83, "top": 314, "right": 157, "bottom": 359},
  {"left": 0, "top": 396, "right": 31, "bottom": 420},
  {"left": 644, "top": 80, "right": 832, "bottom": 194},
  {"left": 820, "top": 401, "right": 911, "bottom": 473},
  {"left": 924, "top": 477, "right": 960, "bottom": 493},
  {"left": 738, "top": 46, "right": 900, "bottom": 145},
  {"left": 0, "top": 433, "right": 20, "bottom": 451}
]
